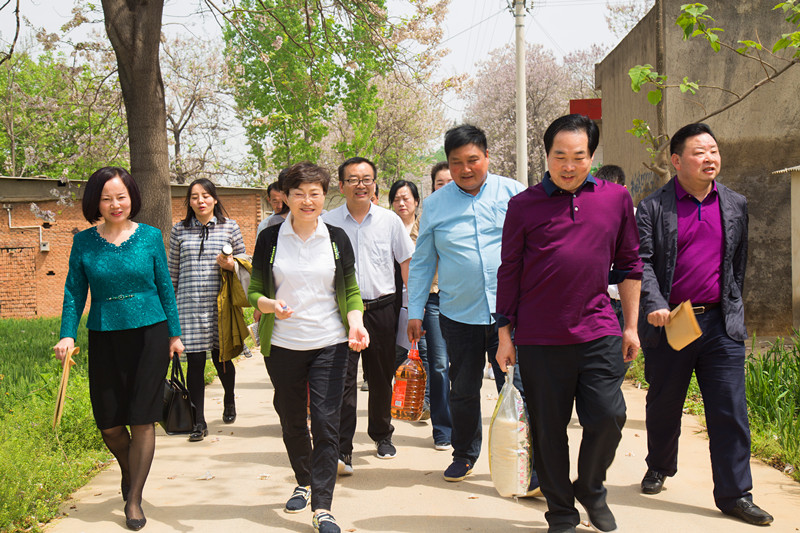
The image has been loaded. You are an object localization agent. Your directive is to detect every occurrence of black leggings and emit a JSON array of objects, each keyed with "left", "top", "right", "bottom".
[{"left": 185, "top": 348, "right": 235, "bottom": 426}]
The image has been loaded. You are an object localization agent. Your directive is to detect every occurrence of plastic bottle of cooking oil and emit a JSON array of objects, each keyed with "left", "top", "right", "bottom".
[{"left": 391, "top": 341, "right": 427, "bottom": 421}]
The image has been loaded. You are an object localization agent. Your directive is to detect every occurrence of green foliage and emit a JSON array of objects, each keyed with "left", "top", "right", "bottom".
[
  {"left": 745, "top": 336, "right": 800, "bottom": 476},
  {"left": 0, "top": 317, "right": 108, "bottom": 532},
  {"left": 773, "top": 1, "right": 800, "bottom": 57},
  {"left": 0, "top": 51, "right": 128, "bottom": 179},
  {"left": 676, "top": 3, "right": 723, "bottom": 51},
  {"left": 224, "top": 0, "right": 389, "bottom": 170},
  {"left": 626, "top": 119, "right": 667, "bottom": 162}
]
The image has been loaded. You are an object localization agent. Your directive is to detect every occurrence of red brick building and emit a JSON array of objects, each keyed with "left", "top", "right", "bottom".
[{"left": 0, "top": 177, "right": 269, "bottom": 319}]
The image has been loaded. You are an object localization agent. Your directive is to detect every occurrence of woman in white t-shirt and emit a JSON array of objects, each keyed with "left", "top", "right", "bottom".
[{"left": 248, "top": 162, "right": 369, "bottom": 533}]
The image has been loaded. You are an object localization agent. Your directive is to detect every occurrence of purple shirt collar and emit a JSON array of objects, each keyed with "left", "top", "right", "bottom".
[
  {"left": 674, "top": 176, "right": 717, "bottom": 201},
  {"left": 542, "top": 171, "right": 597, "bottom": 197}
]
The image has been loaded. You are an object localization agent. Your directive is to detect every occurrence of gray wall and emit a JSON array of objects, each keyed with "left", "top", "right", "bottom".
[{"left": 596, "top": 0, "right": 800, "bottom": 336}]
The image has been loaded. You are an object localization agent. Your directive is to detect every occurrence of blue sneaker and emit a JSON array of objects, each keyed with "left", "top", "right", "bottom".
[
  {"left": 443, "top": 460, "right": 473, "bottom": 482},
  {"left": 312, "top": 511, "right": 341, "bottom": 533}
]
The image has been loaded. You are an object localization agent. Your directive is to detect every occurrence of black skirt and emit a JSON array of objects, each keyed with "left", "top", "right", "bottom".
[{"left": 88, "top": 321, "right": 171, "bottom": 429}]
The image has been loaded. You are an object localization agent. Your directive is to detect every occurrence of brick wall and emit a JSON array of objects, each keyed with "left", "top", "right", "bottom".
[
  {"left": 0, "top": 247, "right": 37, "bottom": 318},
  {"left": 1, "top": 187, "right": 265, "bottom": 319}
]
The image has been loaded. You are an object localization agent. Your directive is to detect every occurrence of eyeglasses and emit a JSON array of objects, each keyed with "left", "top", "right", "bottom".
[
  {"left": 344, "top": 177, "right": 375, "bottom": 186},
  {"left": 289, "top": 191, "right": 324, "bottom": 201}
]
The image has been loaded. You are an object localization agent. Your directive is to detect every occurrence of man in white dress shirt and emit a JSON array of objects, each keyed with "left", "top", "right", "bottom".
[{"left": 323, "top": 157, "right": 414, "bottom": 474}]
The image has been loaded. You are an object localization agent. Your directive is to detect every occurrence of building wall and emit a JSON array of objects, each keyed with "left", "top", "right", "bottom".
[
  {"left": 596, "top": 0, "right": 800, "bottom": 335},
  {"left": 0, "top": 178, "right": 267, "bottom": 319},
  {"left": 595, "top": 7, "right": 661, "bottom": 204}
]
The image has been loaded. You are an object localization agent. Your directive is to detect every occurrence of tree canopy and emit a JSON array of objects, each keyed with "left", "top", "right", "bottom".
[{"left": 223, "top": 0, "right": 451, "bottom": 176}]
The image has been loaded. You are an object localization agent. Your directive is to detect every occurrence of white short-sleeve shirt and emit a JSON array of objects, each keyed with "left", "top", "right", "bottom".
[{"left": 322, "top": 203, "right": 414, "bottom": 300}]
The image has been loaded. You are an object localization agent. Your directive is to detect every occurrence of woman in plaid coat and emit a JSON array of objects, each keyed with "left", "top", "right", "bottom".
[{"left": 168, "top": 178, "right": 245, "bottom": 442}]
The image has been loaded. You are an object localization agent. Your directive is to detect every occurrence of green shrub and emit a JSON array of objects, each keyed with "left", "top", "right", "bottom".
[{"left": 746, "top": 337, "right": 800, "bottom": 479}]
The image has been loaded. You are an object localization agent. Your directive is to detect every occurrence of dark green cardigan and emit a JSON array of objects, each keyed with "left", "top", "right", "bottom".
[{"left": 247, "top": 222, "right": 363, "bottom": 357}]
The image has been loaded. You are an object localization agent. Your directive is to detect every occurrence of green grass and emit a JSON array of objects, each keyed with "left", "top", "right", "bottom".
[
  {"left": 745, "top": 337, "right": 800, "bottom": 480},
  {"left": 0, "top": 316, "right": 107, "bottom": 532}
]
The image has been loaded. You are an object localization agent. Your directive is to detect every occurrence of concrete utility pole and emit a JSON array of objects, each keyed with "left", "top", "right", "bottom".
[{"left": 514, "top": 0, "right": 527, "bottom": 185}]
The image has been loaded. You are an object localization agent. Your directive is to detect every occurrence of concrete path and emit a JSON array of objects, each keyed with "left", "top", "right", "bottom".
[{"left": 46, "top": 353, "right": 800, "bottom": 533}]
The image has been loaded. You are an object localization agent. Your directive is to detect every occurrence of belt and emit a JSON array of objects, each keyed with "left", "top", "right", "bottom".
[
  {"left": 362, "top": 293, "right": 395, "bottom": 311},
  {"left": 670, "top": 302, "right": 720, "bottom": 315}
]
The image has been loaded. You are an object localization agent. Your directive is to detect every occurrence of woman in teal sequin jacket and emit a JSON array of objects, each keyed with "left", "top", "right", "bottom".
[{"left": 54, "top": 167, "right": 184, "bottom": 531}]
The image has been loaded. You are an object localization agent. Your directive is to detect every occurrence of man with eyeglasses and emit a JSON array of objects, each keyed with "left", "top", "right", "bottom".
[{"left": 323, "top": 157, "right": 414, "bottom": 474}]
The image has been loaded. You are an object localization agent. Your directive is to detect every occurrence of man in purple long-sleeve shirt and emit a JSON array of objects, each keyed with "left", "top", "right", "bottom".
[
  {"left": 496, "top": 114, "right": 642, "bottom": 533},
  {"left": 636, "top": 123, "right": 772, "bottom": 526}
]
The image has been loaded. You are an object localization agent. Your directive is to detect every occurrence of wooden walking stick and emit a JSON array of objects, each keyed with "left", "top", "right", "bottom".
[{"left": 53, "top": 346, "right": 79, "bottom": 429}]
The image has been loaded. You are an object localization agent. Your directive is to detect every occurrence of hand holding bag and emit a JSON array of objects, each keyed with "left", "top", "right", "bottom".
[{"left": 160, "top": 356, "right": 197, "bottom": 435}]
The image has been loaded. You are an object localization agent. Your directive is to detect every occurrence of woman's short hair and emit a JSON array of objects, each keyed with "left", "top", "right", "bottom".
[
  {"left": 388, "top": 180, "right": 420, "bottom": 205},
  {"left": 282, "top": 162, "right": 331, "bottom": 194},
  {"left": 82, "top": 167, "right": 141, "bottom": 223},
  {"left": 182, "top": 178, "right": 229, "bottom": 227}
]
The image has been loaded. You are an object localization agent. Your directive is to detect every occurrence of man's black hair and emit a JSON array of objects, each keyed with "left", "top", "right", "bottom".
[
  {"left": 669, "top": 123, "right": 717, "bottom": 156},
  {"left": 338, "top": 157, "right": 377, "bottom": 183},
  {"left": 543, "top": 114, "right": 600, "bottom": 157},
  {"left": 594, "top": 164, "right": 626, "bottom": 185},
  {"left": 444, "top": 125, "right": 487, "bottom": 158}
]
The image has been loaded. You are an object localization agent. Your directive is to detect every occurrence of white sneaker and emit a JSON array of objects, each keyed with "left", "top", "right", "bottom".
[{"left": 337, "top": 454, "right": 353, "bottom": 476}]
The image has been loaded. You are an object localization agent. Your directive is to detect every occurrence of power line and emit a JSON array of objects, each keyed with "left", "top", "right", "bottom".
[{"left": 439, "top": 7, "right": 507, "bottom": 46}]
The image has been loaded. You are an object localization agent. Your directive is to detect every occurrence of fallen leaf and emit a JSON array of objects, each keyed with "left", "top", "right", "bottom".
[
  {"left": 167, "top": 475, "right": 176, "bottom": 480},
  {"left": 259, "top": 473, "right": 271, "bottom": 480},
  {"left": 467, "top": 494, "right": 479, "bottom": 499}
]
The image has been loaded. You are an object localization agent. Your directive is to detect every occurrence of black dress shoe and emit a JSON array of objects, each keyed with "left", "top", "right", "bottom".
[
  {"left": 124, "top": 504, "right": 147, "bottom": 531},
  {"left": 188, "top": 423, "right": 208, "bottom": 442},
  {"left": 222, "top": 403, "right": 236, "bottom": 424},
  {"left": 723, "top": 498, "right": 774, "bottom": 525},
  {"left": 641, "top": 469, "right": 666, "bottom": 494}
]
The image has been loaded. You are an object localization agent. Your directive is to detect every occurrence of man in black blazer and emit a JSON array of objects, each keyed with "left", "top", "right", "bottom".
[{"left": 636, "top": 123, "right": 772, "bottom": 526}]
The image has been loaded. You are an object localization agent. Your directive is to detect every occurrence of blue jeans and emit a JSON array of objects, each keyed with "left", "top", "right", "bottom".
[{"left": 422, "top": 293, "right": 453, "bottom": 444}]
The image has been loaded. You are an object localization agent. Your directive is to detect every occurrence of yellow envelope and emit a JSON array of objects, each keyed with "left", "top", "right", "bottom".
[{"left": 665, "top": 300, "right": 702, "bottom": 351}]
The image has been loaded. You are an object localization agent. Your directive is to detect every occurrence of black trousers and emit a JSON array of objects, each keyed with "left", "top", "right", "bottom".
[
  {"left": 264, "top": 343, "right": 348, "bottom": 511},
  {"left": 339, "top": 300, "right": 398, "bottom": 454},
  {"left": 643, "top": 307, "right": 752, "bottom": 512},
  {"left": 518, "top": 336, "right": 626, "bottom": 529}
]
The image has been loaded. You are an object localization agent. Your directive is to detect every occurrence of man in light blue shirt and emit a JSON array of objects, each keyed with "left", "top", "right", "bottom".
[{"left": 408, "top": 125, "right": 534, "bottom": 486}]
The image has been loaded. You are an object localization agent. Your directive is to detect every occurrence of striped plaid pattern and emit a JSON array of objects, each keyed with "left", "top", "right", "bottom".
[{"left": 168, "top": 217, "right": 246, "bottom": 352}]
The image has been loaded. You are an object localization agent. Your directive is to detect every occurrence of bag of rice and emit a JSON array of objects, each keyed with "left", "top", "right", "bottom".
[{"left": 488, "top": 365, "right": 532, "bottom": 497}]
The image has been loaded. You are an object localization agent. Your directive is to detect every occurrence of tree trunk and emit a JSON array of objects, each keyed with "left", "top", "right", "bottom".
[
  {"left": 653, "top": 0, "right": 671, "bottom": 184},
  {"left": 101, "top": 0, "right": 171, "bottom": 242}
]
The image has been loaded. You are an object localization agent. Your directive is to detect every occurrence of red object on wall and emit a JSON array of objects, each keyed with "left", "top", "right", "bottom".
[{"left": 569, "top": 98, "right": 602, "bottom": 120}]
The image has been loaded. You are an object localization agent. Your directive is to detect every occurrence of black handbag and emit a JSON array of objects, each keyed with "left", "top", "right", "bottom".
[{"left": 160, "top": 357, "right": 197, "bottom": 435}]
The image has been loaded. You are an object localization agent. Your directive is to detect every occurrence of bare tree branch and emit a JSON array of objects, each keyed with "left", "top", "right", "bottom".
[{"left": 0, "top": 0, "right": 21, "bottom": 67}]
